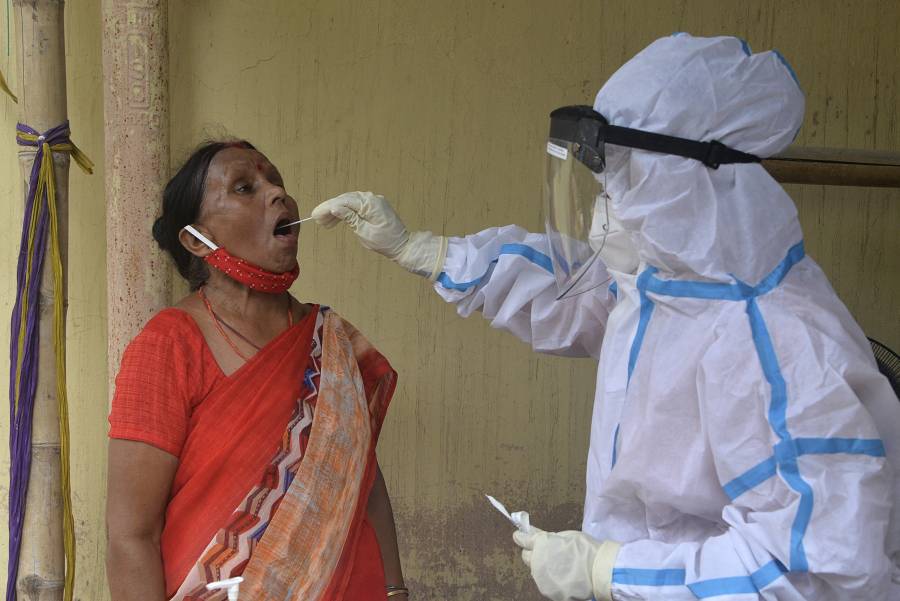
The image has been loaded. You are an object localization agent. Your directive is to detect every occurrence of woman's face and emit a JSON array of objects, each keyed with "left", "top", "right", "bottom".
[{"left": 197, "top": 147, "right": 300, "bottom": 273}]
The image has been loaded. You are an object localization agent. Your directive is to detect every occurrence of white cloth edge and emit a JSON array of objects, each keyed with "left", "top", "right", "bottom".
[{"left": 592, "top": 540, "right": 621, "bottom": 601}]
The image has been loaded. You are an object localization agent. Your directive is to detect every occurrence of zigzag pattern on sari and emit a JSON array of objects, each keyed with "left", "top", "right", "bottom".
[
  {"left": 161, "top": 308, "right": 395, "bottom": 601},
  {"left": 239, "top": 312, "right": 396, "bottom": 600},
  {"left": 173, "top": 312, "right": 325, "bottom": 600}
]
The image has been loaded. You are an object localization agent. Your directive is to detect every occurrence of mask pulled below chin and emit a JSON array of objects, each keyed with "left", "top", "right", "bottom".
[{"left": 204, "top": 247, "right": 299, "bottom": 293}]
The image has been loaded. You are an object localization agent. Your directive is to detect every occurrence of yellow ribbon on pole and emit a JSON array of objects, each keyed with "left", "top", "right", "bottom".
[
  {"left": 12, "top": 124, "right": 93, "bottom": 601},
  {"left": 42, "top": 137, "right": 76, "bottom": 601},
  {"left": 0, "top": 67, "right": 17, "bottom": 103},
  {"left": 15, "top": 131, "right": 94, "bottom": 174}
]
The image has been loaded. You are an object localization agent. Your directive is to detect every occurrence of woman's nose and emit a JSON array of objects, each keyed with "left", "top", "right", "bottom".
[{"left": 266, "top": 183, "right": 287, "bottom": 206}]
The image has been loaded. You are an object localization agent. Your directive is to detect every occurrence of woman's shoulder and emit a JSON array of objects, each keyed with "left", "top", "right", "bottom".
[
  {"left": 140, "top": 307, "right": 204, "bottom": 341},
  {"left": 312, "top": 306, "right": 383, "bottom": 357},
  {"left": 308, "top": 303, "right": 337, "bottom": 326},
  {"left": 120, "top": 307, "right": 209, "bottom": 369},
  {"left": 292, "top": 299, "right": 322, "bottom": 320},
  {"left": 115, "top": 307, "right": 215, "bottom": 400}
]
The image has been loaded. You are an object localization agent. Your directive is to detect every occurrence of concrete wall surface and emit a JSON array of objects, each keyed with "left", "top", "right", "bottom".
[{"left": 0, "top": 1, "right": 897, "bottom": 599}]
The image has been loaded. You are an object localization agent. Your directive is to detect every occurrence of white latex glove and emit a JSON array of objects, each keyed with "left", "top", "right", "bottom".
[
  {"left": 312, "top": 191, "right": 448, "bottom": 280},
  {"left": 513, "top": 528, "right": 620, "bottom": 601}
]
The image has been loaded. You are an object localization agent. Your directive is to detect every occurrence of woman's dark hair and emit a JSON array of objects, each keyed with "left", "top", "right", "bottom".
[{"left": 153, "top": 140, "right": 257, "bottom": 290}]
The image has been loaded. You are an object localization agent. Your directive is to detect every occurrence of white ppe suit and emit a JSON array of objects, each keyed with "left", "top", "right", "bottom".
[{"left": 433, "top": 35, "right": 900, "bottom": 600}]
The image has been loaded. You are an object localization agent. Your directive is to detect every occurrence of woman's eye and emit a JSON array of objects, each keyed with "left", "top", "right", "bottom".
[{"left": 235, "top": 182, "right": 252, "bottom": 193}]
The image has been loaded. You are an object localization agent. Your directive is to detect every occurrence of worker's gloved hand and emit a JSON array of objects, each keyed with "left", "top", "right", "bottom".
[
  {"left": 312, "top": 191, "right": 448, "bottom": 280},
  {"left": 513, "top": 527, "right": 621, "bottom": 601}
]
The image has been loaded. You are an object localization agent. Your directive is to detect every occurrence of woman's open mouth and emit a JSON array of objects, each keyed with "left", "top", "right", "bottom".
[{"left": 273, "top": 218, "right": 298, "bottom": 240}]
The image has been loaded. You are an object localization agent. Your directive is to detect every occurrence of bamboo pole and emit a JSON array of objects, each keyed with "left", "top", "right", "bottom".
[
  {"left": 101, "top": 0, "right": 171, "bottom": 389},
  {"left": 12, "top": 1, "right": 67, "bottom": 599},
  {"left": 764, "top": 146, "right": 900, "bottom": 188}
]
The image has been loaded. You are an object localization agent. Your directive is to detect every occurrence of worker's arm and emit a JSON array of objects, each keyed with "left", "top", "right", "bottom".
[
  {"left": 367, "top": 463, "right": 406, "bottom": 595},
  {"left": 106, "top": 439, "right": 178, "bottom": 601},
  {"left": 433, "top": 225, "right": 614, "bottom": 359},
  {"left": 312, "top": 192, "right": 615, "bottom": 359}
]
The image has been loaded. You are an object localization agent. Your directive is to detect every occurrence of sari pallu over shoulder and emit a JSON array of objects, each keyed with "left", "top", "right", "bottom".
[
  {"left": 161, "top": 307, "right": 396, "bottom": 600},
  {"left": 239, "top": 311, "right": 396, "bottom": 601},
  {"left": 161, "top": 306, "right": 319, "bottom": 595}
]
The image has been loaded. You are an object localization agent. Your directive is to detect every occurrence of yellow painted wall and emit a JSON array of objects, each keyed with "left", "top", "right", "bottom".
[{"left": 1, "top": 1, "right": 898, "bottom": 599}]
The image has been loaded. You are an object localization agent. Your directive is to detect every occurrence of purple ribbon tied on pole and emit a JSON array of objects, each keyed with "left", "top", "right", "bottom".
[{"left": 7, "top": 121, "right": 91, "bottom": 601}]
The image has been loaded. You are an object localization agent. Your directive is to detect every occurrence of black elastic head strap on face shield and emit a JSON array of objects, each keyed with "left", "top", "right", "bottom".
[{"left": 548, "top": 105, "right": 761, "bottom": 172}]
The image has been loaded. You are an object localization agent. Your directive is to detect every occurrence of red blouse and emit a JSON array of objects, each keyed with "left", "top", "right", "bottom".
[{"left": 108, "top": 308, "right": 226, "bottom": 457}]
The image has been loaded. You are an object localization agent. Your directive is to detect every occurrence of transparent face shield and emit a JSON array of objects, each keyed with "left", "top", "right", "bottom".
[
  {"left": 543, "top": 138, "right": 610, "bottom": 299},
  {"left": 542, "top": 105, "right": 762, "bottom": 299}
]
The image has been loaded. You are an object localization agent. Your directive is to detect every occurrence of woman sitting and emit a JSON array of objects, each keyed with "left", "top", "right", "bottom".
[{"left": 105, "top": 141, "right": 406, "bottom": 601}]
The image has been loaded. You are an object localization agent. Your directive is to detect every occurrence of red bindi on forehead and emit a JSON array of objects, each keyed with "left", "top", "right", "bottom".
[{"left": 256, "top": 162, "right": 264, "bottom": 171}]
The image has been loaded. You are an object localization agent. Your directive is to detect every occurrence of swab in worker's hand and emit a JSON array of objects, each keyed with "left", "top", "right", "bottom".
[
  {"left": 273, "top": 216, "right": 313, "bottom": 234},
  {"left": 486, "top": 494, "right": 533, "bottom": 533}
]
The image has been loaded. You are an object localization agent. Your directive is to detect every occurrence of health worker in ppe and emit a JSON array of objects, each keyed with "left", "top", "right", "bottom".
[{"left": 312, "top": 34, "right": 900, "bottom": 600}]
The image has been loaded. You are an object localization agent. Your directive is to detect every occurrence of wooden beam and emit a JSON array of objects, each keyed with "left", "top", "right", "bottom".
[{"left": 764, "top": 146, "right": 900, "bottom": 188}]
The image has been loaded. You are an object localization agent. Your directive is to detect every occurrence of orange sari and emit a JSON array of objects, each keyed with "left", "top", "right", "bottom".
[{"left": 160, "top": 309, "right": 396, "bottom": 600}]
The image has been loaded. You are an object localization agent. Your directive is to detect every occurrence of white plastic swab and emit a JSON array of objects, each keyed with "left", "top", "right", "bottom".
[
  {"left": 486, "top": 494, "right": 532, "bottom": 533},
  {"left": 274, "top": 216, "right": 313, "bottom": 233},
  {"left": 206, "top": 576, "right": 243, "bottom": 600}
]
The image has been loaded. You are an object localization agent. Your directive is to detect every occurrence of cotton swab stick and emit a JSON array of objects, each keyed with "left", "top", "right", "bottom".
[{"left": 274, "top": 216, "right": 313, "bottom": 234}]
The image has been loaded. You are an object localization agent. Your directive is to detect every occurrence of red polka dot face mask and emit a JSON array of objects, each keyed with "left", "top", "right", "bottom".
[{"left": 182, "top": 225, "right": 299, "bottom": 294}]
